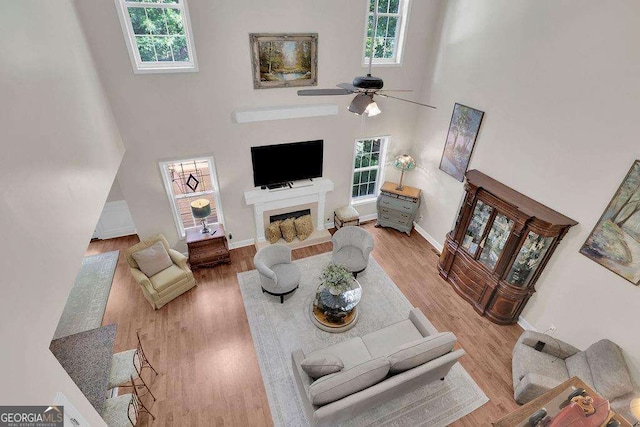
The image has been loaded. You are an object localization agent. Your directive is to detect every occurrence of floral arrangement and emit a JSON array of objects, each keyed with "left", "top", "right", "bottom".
[{"left": 319, "top": 263, "right": 352, "bottom": 294}]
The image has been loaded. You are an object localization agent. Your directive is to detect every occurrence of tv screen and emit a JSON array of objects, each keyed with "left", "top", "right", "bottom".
[{"left": 251, "top": 140, "right": 323, "bottom": 187}]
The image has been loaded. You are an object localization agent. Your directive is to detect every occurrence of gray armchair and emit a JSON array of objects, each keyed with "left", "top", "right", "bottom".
[
  {"left": 253, "top": 244, "right": 300, "bottom": 303},
  {"left": 512, "top": 331, "right": 639, "bottom": 421},
  {"left": 331, "top": 226, "right": 374, "bottom": 278}
]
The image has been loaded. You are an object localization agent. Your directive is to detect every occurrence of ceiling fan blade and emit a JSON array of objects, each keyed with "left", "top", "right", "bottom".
[
  {"left": 377, "top": 93, "right": 437, "bottom": 109},
  {"left": 337, "top": 83, "right": 359, "bottom": 93},
  {"left": 377, "top": 89, "right": 414, "bottom": 93},
  {"left": 297, "top": 88, "right": 352, "bottom": 96}
]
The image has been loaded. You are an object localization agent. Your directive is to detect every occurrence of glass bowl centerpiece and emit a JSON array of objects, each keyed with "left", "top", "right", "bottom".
[{"left": 313, "top": 263, "right": 362, "bottom": 326}]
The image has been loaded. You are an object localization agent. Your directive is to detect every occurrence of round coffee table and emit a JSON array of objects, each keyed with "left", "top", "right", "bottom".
[{"left": 311, "top": 278, "right": 362, "bottom": 333}]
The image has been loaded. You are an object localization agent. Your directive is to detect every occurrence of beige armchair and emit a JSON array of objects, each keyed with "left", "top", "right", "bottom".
[{"left": 125, "top": 234, "right": 196, "bottom": 309}]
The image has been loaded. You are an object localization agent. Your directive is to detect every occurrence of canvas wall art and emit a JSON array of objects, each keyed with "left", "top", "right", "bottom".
[
  {"left": 250, "top": 33, "right": 317, "bottom": 89},
  {"left": 580, "top": 160, "right": 640, "bottom": 285},
  {"left": 439, "top": 103, "right": 485, "bottom": 182}
]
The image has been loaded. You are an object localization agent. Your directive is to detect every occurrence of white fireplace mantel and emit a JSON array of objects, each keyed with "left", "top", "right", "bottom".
[{"left": 244, "top": 178, "right": 334, "bottom": 243}]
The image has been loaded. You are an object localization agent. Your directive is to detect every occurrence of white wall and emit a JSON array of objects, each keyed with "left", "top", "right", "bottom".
[
  {"left": 410, "top": 0, "right": 640, "bottom": 382},
  {"left": 0, "top": 1, "right": 124, "bottom": 424},
  {"left": 73, "top": 0, "right": 443, "bottom": 251}
]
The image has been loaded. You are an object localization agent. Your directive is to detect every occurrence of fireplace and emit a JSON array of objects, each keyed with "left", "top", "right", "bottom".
[{"left": 244, "top": 178, "right": 334, "bottom": 249}]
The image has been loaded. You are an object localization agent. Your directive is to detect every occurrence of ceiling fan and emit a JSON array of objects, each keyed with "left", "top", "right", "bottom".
[{"left": 297, "top": 0, "right": 436, "bottom": 116}]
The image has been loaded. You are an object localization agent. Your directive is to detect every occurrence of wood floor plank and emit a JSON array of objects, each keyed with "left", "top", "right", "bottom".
[{"left": 88, "top": 222, "right": 522, "bottom": 426}]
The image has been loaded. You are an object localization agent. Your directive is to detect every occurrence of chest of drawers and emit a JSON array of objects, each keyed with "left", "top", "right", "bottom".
[
  {"left": 376, "top": 182, "right": 421, "bottom": 235},
  {"left": 185, "top": 224, "right": 231, "bottom": 268}
]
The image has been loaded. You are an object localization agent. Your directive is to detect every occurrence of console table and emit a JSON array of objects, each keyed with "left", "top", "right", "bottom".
[
  {"left": 186, "top": 224, "right": 230, "bottom": 268},
  {"left": 376, "top": 181, "right": 421, "bottom": 235},
  {"left": 49, "top": 324, "right": 117, "bottom": 414}
]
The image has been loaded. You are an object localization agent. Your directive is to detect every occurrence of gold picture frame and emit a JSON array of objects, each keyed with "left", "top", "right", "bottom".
[{"left": 250, "top": 33, "right": 318, "bottom": 89}]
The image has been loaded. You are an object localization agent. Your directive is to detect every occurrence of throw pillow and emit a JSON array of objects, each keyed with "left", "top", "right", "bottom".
[
  {"left": 294, "top": 214, "right": 314, "bottom": 241},
  {"left": 308, "top": 357, "right": 390, "bottom": 406},
  {"left": 131, "top": 241, "right": 173, "bottom": 277},
  {"left": 301, "top": 354, "right": 344, "bottom": 379},
  {"left": 388, "top": 332, "right": 457, "bottom": 374},
  {"left": 265, "top": 220, "right": 282, "bottom": 244},
  {"left": 280, "top": 217, "right": 296, "bottom": 242}
]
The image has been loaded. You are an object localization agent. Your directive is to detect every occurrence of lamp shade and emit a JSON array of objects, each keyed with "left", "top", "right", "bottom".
[
  {"left": 631, "top": 398, "right": 640, "bottom": 422},
  {"left": 190, "top": 199, "right": 211, "bottom": 219},
  {"left": 364, "top": 101, "right": 381, "bottom": 117},
  {"left": 392, "top": 154, "right": 416, "bottom": 171},
  {"left": 348, "top": 93, "right": 372, "bottom": 115}
]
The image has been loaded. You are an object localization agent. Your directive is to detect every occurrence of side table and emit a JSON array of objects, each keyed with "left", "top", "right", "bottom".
[
  {"left": 185, "top": 224, "right": 231, "bottom": 268},
  {"left": 376, "top": 181, "right": 421, "bottom": 235}
]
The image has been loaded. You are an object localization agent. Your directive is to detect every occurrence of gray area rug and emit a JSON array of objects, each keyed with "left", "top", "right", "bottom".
[
  {"left": 238, "top": 252, "right": 489, "bottom": 427},
  {"left": 53, "top": 250, "right": 119, "bottom": 339}
]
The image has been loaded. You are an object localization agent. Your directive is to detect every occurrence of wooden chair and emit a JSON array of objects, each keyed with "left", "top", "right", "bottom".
[{"left": 108, "top": 330, "right": 158, "bottom": 400}]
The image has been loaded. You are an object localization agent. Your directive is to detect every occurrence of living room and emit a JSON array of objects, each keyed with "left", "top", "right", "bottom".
[{"left": 1, "top": 0, "right": 639, "bottom": 426}]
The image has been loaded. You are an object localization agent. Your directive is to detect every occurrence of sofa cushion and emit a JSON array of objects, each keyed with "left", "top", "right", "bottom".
[
  {"left": 149, "top": 264, "right": 188, "bottom": 292},
  {"left": 279, "top": 218, "right": 296, "bottom": 242},
  {"left": 388, "top": 332, "right": 457, "bottom": 374},
  {"left": 512, "top": 343, "right": 570, "bottom": 390},
  {"left": 332, "top": 246, "right": 367, "bottom": 272},
  {"left": 308, "top": 357, "right": 390, "bottom": 406},
  {"left": 565, "top": 351, "right": 595, "bottom": 389},
  {"left": 131, "top": 241, "right": 173, "bottom": 277},
  {"left": 306, "top": 337, "right": 371, "bottom": 370},
  {"left": 265, "top": 221, "right": 282, "bottom": 244},
  {"left": 294, "top": 214, "right": 314, "bottom": 241},
  {"left": 585, "top": 339, "right": 633, "bottom": 399},
  {"left": 362, "top": 319, "right": 424, "bottom": 359},
  {"left": 301, "top": 354, "right": 344, "bottom": 379}
]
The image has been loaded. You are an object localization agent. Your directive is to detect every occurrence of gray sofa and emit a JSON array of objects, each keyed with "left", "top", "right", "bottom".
[
  {"left": 512, "top": 331, "right": 639, "bottom": 421},
  {"left": 292, "top": 307, "right": 465, "bottom": 426}
]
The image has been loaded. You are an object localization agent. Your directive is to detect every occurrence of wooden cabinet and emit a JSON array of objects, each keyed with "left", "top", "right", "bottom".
[
  {"left": 438, "top": 170, "right": 577, "bottom": 325},
  {"left": 376, "top": 181, "right": 421, "bottom": 235},
  {"left": 186, "top": 224, "right": 231, "bottom": 269}
]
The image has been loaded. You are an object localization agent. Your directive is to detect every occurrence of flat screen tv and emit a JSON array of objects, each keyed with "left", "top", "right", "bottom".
[{"left": 251, "top": 140, "right": 323, "bottom": 187}]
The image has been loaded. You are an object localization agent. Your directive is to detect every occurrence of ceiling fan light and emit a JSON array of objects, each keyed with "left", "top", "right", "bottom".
[
  {"left": 365, "top": 101, "right": 381, "bottom": 117},
  {"left": 348, "top": 93, "right": 372, "bottom": 115}
]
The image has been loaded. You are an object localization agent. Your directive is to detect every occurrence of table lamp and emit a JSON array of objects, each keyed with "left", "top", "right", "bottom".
[
  {"left": 631, "top": 398, "right": 640, "bottom": 426},
  {"left": 392, "top": 154, "right": 416, "bottom": 191},
  {"left": 190, "top": 199, "right": 211, "bottom": 234}
]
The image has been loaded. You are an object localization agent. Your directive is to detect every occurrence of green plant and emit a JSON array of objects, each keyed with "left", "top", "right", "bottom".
[{"left": 319, "top": 263, "right": 352, "bottom": 293}]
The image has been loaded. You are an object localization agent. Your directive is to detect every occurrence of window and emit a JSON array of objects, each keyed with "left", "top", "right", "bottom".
[
  {"left": 115, "top": 0, "right": 198, "bottom": 73},
  {"left": 363, "top": 0, "right": 409, "bottom": 65},
  {"left": 351, "top": 137, "right": 388, "bottom": 203},
  {"left": 159, "top": 157, "right": 223, "bottom": 238}
]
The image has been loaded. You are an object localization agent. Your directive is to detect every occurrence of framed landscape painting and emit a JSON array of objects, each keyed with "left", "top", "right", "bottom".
[
  {"left": 439, "top": 103, "right": 485, "bottom": 182},
  {"left": 250, "top": 33, "right": 317, "bottom": 89},
  {"left": 580, "top": 160, "right": 640, "bottom": 285}
]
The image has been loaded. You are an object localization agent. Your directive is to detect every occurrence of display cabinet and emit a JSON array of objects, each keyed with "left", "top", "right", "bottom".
[{"left": 438, "top": 170, "right": 578, "bottom": 325}]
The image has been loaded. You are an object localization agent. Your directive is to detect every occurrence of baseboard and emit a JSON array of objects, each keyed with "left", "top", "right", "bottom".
[
  {"left": 95, "top": 200, "right": 136, "bottom": 240},
  {"left": 228, "top": 238, "right": 255, "bottom": 250},
  {"left": 517, "top": 316, "right": 537, "bottom": 331},
  {"left": 413, "top": 223, "right": 444, "bottom": 253}
]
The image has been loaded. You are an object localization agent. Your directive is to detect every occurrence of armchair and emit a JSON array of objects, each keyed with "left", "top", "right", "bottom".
[
  {"left": 125, "top": 234, "right": 196, "bottom": 309},
  {"left": 331, "top": 226, "right": 374, "bottom": 278},
  {"left": 253, "top": 244, "right": 300, "bottom": 303},
  {"left": 512, "top": 331, "right": 639, "bottom": 421}
]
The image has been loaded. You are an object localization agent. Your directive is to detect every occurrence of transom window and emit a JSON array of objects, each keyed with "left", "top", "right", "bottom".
[
  {"left": 115, "top": 0, "right": 198, "bottom": 73},
  {"left": 363, "top": 0, "right": 410, "bottom": 65},
  {"left": 159, "top": 157, "right": 223, "bottom": 238},
  {"left": 351, "top": 137, "right": 388, "bottom": 203}
]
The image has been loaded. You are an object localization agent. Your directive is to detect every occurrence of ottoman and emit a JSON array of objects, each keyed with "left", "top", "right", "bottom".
[{"left": 334, "top": 206, "right": 360, "bottom": 229}]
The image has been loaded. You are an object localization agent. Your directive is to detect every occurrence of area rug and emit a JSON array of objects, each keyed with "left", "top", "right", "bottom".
[
  {"left": 53, "top": 250, "right": 119, "bottom": 340},
  {"left": 238, "top": 252, "right": 488, "bottom": 427}
]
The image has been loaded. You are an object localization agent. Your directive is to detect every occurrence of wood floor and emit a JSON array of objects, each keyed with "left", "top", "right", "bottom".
[{"left": 88, "top": 222, "right": 523, "bottom": 426}]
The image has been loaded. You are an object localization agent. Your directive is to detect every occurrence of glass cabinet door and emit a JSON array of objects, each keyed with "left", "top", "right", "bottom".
[
  {"left": 478, "top": 213, "right": 514, "bottom": 271},
  {"left": 461, "top": 200, "right": 493, "bottom": 256},
  {"left": 505, "top": 231, "right": 554, "bottom": 287}
]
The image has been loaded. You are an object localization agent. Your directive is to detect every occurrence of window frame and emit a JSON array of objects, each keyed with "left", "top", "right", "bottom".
[
  {"left": 362, "top": 0, "right": 410, "bottom": 66},
  {"left": 159, "top": 156, "right": 224, "bottom": 239},
  {"left": 350, "top": 136, "right": 389, "bottom": 205},
  {"left": 114, "top": 0, "right": 199, "bottom": 74}
]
